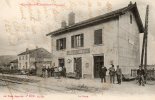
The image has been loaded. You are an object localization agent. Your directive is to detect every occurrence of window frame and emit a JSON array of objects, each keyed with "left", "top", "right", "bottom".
[
  {"left": 56, "top": 38, "right": 66, "bottom": 50},
  {"left": 94, "top": 29, "right": 103, "bottom": 45},
  {"left": 71, "top": 34, "right": 84, "bottom": 48}
]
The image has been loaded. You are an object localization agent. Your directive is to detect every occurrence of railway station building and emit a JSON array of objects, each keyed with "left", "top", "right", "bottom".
[{"left": 47, "top": 2, "right": 144, "bottom": 78}]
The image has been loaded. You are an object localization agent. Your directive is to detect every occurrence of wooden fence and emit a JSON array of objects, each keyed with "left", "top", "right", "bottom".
[{"left": 131, "top": 69, "right": 155, "bottom": 80}]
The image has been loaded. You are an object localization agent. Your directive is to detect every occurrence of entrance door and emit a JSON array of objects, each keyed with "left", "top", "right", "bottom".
[
  {"left": 58, "top": 58, "right": 65, "bottom": 68},
  {"left": 74, "top": 57, "right": 82, "bottom": 78},
  {"left": 94, "top": 56, "right": 104, "bottom": 78}
]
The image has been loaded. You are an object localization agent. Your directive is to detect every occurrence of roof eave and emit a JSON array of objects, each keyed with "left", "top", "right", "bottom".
[
  {"left": 133, "top": 3, "right": 144, "bottom": 33},
  {"left": 47, "top": 15, "right": 120, "bottom": 36},
  {"left": 46, "top": 3, "right": 144, "bottom": 36}
]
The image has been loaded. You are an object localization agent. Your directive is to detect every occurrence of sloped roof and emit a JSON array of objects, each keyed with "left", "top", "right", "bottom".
[
  {"left": 18, "top": 48, "right": 52, "bottom": 58},
  {"left": 46, "top": 2, "right": 144, "bottom": 36}
]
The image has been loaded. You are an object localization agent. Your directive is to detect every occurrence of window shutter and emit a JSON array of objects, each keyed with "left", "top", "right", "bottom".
[
  {"left": 130, "top": 14, "right": 132, "bottom": 24},
  {"left": 71, "top": 36, "right": 74, "bottom": 48},
  {"left": 94, "top": 29, "right": 102, "bottom": 44},
  {"left": 81, "top": 34, "right": 84, "bottom": 47},
  {"left": 94, "top": 31, "right": 97, "bottom": 44},
  {"left": 56, "top": 39, "right": 59, "bottom": 50},
  {"left": 63, "top": 38, "right": 66, "bottom": 49}
]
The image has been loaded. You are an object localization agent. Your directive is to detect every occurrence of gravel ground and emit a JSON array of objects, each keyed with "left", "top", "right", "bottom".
[{"left": 0, "top": 74, "right": 154, "bottom": 100}]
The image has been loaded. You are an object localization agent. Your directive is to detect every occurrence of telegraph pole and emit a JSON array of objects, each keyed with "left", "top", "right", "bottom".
[
  {"left": 144, "top": 5, "right": 149, "bottom": 69},
  {"left": 140, "top": 5, "right": 149, "bottom": 69}
]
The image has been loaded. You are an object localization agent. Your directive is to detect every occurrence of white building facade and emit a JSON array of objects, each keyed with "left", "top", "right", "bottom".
[
  {"left": 18, "top": 48, "right": 52, "bottom": 70},
  {"left": 18, "top": 53, "right": 31, "bottom": 70},
  {"left": 47, "top": 3, "right": 144, "bottom": 78}
]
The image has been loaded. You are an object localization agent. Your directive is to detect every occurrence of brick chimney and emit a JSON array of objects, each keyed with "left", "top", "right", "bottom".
[
  {"left": 61, "top": 20, "right": 67, "bottom": 28},
  {"left": 68, "top": 12, "right": 75, "bottom": 26},
  {"left": 128, "top": 1, "right": 133, "bottom": 6},
  {"left": 26, "top": 48, "right": 29, "bottom": 52}
]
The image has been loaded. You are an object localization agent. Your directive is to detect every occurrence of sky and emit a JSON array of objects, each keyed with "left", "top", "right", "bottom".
[{"left": 0, "top": 0, "right": 154, "bottom": 64}]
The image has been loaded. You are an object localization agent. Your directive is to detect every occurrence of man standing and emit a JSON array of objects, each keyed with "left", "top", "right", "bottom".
[
  {"left": 54, "top": 67, "right": 59, "bottom": 79},
  {"left": 45, "top": 67, "right": 48, "bottom": 78},
  {"left": 58, "top": 66, "right": 62, "bottom": 78},
  {"left": 109, "top": 64, "right": 115, "bottom": 84},
  {"left": 137, "top": 66, "right": 145, "bottom": 86},
  {"left": 116, "top": 65, "right": 122, "bottom": 84},
  {"left": 51, "top": 67, "right": 54, "bottom": 77},
  {"left": 99, "top": 66, "right": 107, "bottom": 83},
  {"left": 62, "top": 67, "right": 66, "bottom": 77},
  {"left": 144, "top": 67, "right": 147, "bottom": 84},
  {"left": 47, "top": 66, "right": 51, "bottom": 77},
  {"left": 75, "top": 67, "right": 80, "bottom": 79},
  {"left": 42, "top": 66, "right": 45, "bottom": 78}
]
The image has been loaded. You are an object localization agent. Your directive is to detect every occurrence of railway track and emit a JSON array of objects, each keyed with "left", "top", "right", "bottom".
[
  {"left": 0, "top": 75, "right": 40, "bottom": 83},
  {"left": 0, "top": 74, "right": 69, "bottom": 94}
]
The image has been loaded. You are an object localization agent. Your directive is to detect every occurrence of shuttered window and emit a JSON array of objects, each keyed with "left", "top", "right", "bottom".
[
  {"left": 71, "top": 34, "right": 84, "bottom": 48},
  {"left": 56, "top": 39, "right": 59, "bottom": 50},
  {"left": 130, "top": 14, "right": 132, "bottom": 24},
  {"left": 81, "top": 34, "right": 84, "bottom": 47},
  {"left": 94, "top": 29, "right": 102, "bottom": 45},
  {"left": 56, "top": 38, "right": 66, "bottom": 50},
  {"left": 71, "top": 36, "right": 74, "bottom": 48}
]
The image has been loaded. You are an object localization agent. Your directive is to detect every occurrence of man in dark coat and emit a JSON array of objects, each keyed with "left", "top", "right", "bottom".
[
  {"left": 99, "top": 66, "right": 107, "bottom": 83},
  {"left": 116, "top": 65, "right": 122, "bottom": 84},
  {"left": 50, "top": 67, "right": 54, "bottom": 77},
  {"left": 75, "top": 67, "right": 80, "bottom": 79},
  {"left": 62, "top": 67, "right": 66, "bottom": 77},
  {"left": 47, "top": 67, "right": 51, "bottom": 77},
  {"left": 42, "top": 67, "right": 45, "bottom": 78},
  {"left": 137, "top": 66, "right": 145, "bottom": 86}
]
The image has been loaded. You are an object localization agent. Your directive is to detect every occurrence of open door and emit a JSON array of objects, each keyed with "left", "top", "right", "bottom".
[
  {"left": 74, "top": 57, "right": 82, "bottom": 78},
  {"left": 94, "top": 56, "right": 104, "bottom": 78}
]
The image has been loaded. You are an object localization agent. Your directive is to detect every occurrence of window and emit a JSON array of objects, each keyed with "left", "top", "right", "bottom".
[
  {"left": 58, "top": 58, "right": 65, "bottom": 67},
  {"left": 94, "top": 29, "right": 102, "bottom": 45},
  {"left": 56, "top": 38, "right": 66, "bottom": 50},
  {"left": 71, "top": 34, "right": 84, "bottom": 48},
  {"left": 130, "top": 14, "right": 132, "bottom": 24},
  {"left": 25, "top": 62, "right": 28, "bottom": 69},
  {"left": 19, "top": 63, "right": 21, "bottom": 67},
  {"left": 26, "top": 55, "right": 28, "bottom": 60}
]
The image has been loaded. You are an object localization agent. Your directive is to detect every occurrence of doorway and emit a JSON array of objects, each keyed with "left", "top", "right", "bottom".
[
  {"left": 94, "top": 56, "right": 104, "bottom": 78},
  {"left": 58, "top": 58, "right": 65, "bottom": 68},
  {"left": 74, "top": 57, "right": 82, "bottom": 78}
]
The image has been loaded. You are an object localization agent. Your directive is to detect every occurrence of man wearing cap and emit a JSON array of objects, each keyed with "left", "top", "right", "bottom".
[
  {"left": 137, "top": 66, "right": 145, "bottom": 86},
  {"left": 109, "top": 64, "right": 115, "bottom": 84},
  {"left": 99, "top": 66, "right": 107, "bottom": 83},
  {"left": 116, "top": 65, "right": 122, "bottom": 84}
]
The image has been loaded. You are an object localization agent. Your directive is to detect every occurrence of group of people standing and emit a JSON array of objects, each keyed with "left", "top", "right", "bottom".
[
  {"left": 41, "top": 63, "right": 147, "bottom": 87},
  {"left": 53, "top": 66, "right": 66, "bottom": 79},
  {"left": 99, "top": 64, "right": 148, "bottom": 86},
  {"left": 42, "top": 67, "right": 54, "bottom": 78},
  {"left": 99, "top": 64, "right": 122, "bottom": 84},
  {"left": 42, "top": 66, "right": 66, "bottom": 78}
]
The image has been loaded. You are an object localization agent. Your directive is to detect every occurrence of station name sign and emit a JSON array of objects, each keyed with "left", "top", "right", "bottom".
[{"left": 67, "top": 48, "right": 90, "bottom": 55}]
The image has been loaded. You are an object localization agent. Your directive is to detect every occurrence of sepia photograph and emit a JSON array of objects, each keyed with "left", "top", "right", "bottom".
[{"left": 0, "top": 0, "right": 154, "bottom": 100}]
